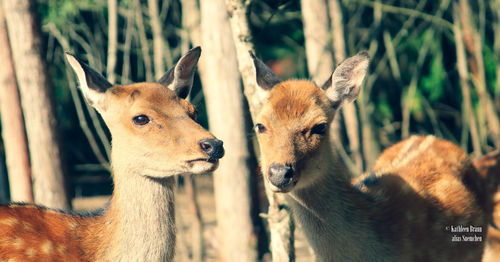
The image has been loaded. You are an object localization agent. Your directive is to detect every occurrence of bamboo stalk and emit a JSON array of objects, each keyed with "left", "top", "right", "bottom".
[
  {"left": 121, "top": 9, "right": 133, "bottom": 84},
  {"left": 147, "top": 0, "right": 165, "bottom": 79},
  {"left": 329, "top": 0, "right": 363, "bottom": 173},
  {"left": 459, "top": 0, "right": 500, "bottom": 147},
  {"left": 134, "top": 0, "right": 153, "bottom": 81},
  {"left": 43, "top": 23, "right": 111, "bottom": 170},
  {"left": 453, "top": 4, "right": 481, "bottom": 155},
  {"left": 106, "top": 0, "right": 117, "bottom": 83},
  {"left": 493, "top": 0, "right": 500, "bottom": 113}
]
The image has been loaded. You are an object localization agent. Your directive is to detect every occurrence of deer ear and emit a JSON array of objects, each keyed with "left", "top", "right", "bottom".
[
  {"left": 158, "top": 46, "right": 201, "bottom": 99},
  {"left": 65, "top": 52, "right": 112, "bottom": 111},
  {"left": 321, "top": 51, "right": 369, "bottom": 109},
  {"left": 250, "top": 51, "right": 281, "bottom": 91}
]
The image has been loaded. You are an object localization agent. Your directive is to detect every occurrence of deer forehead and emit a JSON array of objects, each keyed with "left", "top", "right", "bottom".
[
  {"left": 259, "top": 80, "right": 332, "bottom": 127},
  {"left": 109, "top": 83, "right": 193, "bottom": 116}
]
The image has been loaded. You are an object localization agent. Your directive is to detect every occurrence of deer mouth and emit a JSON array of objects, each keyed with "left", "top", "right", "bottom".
[
  {"left": 187, "top": 158, "right": 220, "bottom": 173},
  {"left": 268, "top": 179, "right": 298, "bottom": 193},
  {"left": 188, "top": 158, "right": 219, "bottom": 164}
]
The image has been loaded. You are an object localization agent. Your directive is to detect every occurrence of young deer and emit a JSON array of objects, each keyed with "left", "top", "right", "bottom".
[
  {"left": 473, "top": 150, "right": 500, "bottom": 262},
  {"left": 250, "top": 51, "right": 489, "bottom": 261},
  {"left": 0, "top": 47, "right": 224, "bottom": 261}
]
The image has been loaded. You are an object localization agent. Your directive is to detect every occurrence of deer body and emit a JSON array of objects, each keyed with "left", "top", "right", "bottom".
[
  {"left": 251, "top": 52, "right": 488, "bottom": 261},
  {"left": 1, "top": 177, "right": 175, "bottom": 261},
  {"left": 473, "top": 150, "right": 500, "bottom": 262},
  {"left": 0, "top": 47, "right": 224, "bottom": 261}
]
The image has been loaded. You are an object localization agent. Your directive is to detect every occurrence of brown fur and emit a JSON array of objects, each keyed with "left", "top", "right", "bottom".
[
  {"left": 0, "top": 48, "right": 219, "bottom": 261},
  {"left": 472, "top": 150, "right": 500, "bottom": 262},
  {"left": 0, "top": 204, "right": 90, "bottom": 261},
  {"left": 253, "top": 51, "right": 489, "bottom": 261}
]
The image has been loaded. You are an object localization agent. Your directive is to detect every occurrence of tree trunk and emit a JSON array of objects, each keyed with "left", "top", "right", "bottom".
[
  {"left": 225, "top": 0, "right": 265, "bottom": 118},
  {"left": 147, "top": 0, "right": 165, "bottom": 79},
  {"left": 225, "top": 0, "right": 296, "bottom": 260},
  {"left": 106, "top": 0, "right": 117, "bottom": 83},
  {"left": 181, "top": 0, "right": 206, "bottom": 85},
  {"left": 300, "top": 0, "right": 334, "bottom": 84},
  {"left": 1, "top": 0, "right": 69, "bottom": 209},
  {"left": 181, "top": 0, "right": 201, "bottom": 47},
  {"left": 200, "top": 0, "right": 258, "bottom": 261},
  {"left": 180, "top": 3, "right": 205, "bottom": 261},
  {"left": 184, "top": 174, "right": 204, "bottom": 262},
  {"left": 453, "top": 3, "right": 481, "bottom": 155},
  {"left": 0, "top": 3, "right": 32, "bottom": 203}
]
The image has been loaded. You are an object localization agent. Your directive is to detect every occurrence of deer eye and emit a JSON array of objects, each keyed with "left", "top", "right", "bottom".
[
  {"left": 132, "top": 115, "right": 150, "bottom": 126},
  {"left": 311, "top": 123, "right": 327, "bottom": 135},
  {"left": 255, "top": 123, "right": 267, "bottom": 133}
]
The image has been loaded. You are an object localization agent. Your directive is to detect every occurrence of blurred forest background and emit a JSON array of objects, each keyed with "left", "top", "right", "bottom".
[{"left": 0, "top": 0, "right": 499, "bottom": 261}]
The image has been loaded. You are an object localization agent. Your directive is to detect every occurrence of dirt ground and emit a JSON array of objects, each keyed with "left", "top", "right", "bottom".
[{"left": 72, "top": 174, "right": 314, "bottom": 261}]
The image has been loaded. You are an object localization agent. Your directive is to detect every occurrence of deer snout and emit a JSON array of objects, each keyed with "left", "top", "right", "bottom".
[
  {"left": 268, "top": 163, "right": 295, "bottom": 190},
  {"left": 198, "top": 138, "right": 225, "bottom": 159}
]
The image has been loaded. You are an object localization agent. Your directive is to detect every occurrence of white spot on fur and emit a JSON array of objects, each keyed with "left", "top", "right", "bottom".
[
  {"left": 22, "top": 222, "right": 34, "bottom": 231},
  {"left": 12, "top": 237, "right": 24, "bottom": 249},
  {"left": 41, "top": 240, "right": 54, "bottom": 254},
  {"left": 0, "top": 218, "right": 18, "bottom": 227},
  {"left": 68, "top": 221, "right": 78, "bottom": 230},
  {"left": 25, "top": 248, "right": 36, "bottom": 257}
]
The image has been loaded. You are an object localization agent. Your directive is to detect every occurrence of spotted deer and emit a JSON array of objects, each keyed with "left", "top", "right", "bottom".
[
  {"left": 250, "top": 51, "right": 489, "bottom": 261},
  {"left": 0, "top": 47, "right": 224, "bottom": 261},
  {"left": 473, "top": 150, "right": 500, "bottom": 262}
]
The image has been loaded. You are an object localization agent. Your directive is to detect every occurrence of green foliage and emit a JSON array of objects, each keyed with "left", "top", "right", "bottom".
[
  {"left": 483, "top": 44, "right": 497, "bottom": 93},
  {"left": 39, "top": 0, "right": 105, "bottom": 26},
  {"left": 400, "top": 87, "right": 424, "bottom": 122},
  {"left": 376, "top": 98, "right": 394, "bottom": 121},
  {"left": 420, "top": 53, "right": 445, "bottom": 102},
  {"left": 249, "top": 0, "right": 306, "bottom": 78}
]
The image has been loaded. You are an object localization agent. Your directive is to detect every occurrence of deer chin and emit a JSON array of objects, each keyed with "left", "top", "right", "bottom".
[
  {"left": 267, "top": 178, "right": 298, "bottom": 193},
  {"left": 139, "top": 159, "right": 219, "bottom": 179},
  {"left": 186, "top": 158, "right": 220, "bottom": 174}
]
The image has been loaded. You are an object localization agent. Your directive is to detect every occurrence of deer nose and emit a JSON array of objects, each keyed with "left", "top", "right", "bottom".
[
  {"left": 198, "top": 138, "right": 224, "bottom": 159},
  {"left": 268, "top": 163, "right": 295, "bottom": 188}
]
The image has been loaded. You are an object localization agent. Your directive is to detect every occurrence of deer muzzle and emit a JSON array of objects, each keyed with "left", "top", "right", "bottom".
[{"left": 268, "top": 163, "right": 296, "bottom": 192}]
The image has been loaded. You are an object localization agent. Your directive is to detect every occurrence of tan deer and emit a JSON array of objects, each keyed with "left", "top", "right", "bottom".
[
  {"left": 250, "top": 51, "right": 489, "bottom": 261},
  {"left": 473, "top": 150, "right": 500, "bottom": 262},
  {"left": 0, "top": 47, "right": 224, "bottom": 261}
]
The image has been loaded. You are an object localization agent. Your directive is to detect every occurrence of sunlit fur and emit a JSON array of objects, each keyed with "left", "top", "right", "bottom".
[
  {"left": 256, "top": 80, "right": 335, "bottom": 192},
  {"left": 105, "top": 83, "right": 219, "bottom": 178},
  {"left": 256, "top": 71, "right": 489, "bottom": 261}
]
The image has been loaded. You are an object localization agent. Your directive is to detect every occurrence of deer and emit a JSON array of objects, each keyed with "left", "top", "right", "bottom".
[
  {"left": 250, "top": 50, "right": 490, "bottom": 261},
  {"left": 0, "top": 46, "right": 224, "bottom": 261},
  {"left": 473, "top": 150, "right": 500, "bottom": 262}
]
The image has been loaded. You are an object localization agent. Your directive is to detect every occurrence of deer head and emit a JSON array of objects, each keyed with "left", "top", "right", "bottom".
[
  {"left": 251, "top": 51, "right": 369, "bottom": 192},
  {"left": 65, "top": 47, "right": 224, "bottom": 178}
]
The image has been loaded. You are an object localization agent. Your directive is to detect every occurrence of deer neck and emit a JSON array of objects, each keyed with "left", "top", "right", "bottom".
[
  {"left": 289, "top": 139, "right": 354, "bottom": 212},
  {"left": 286, "top": 139, "right": 387, "bottom": 260},
  {"left": 98, "top": 152, "right": 176, "bottom": 262}
]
